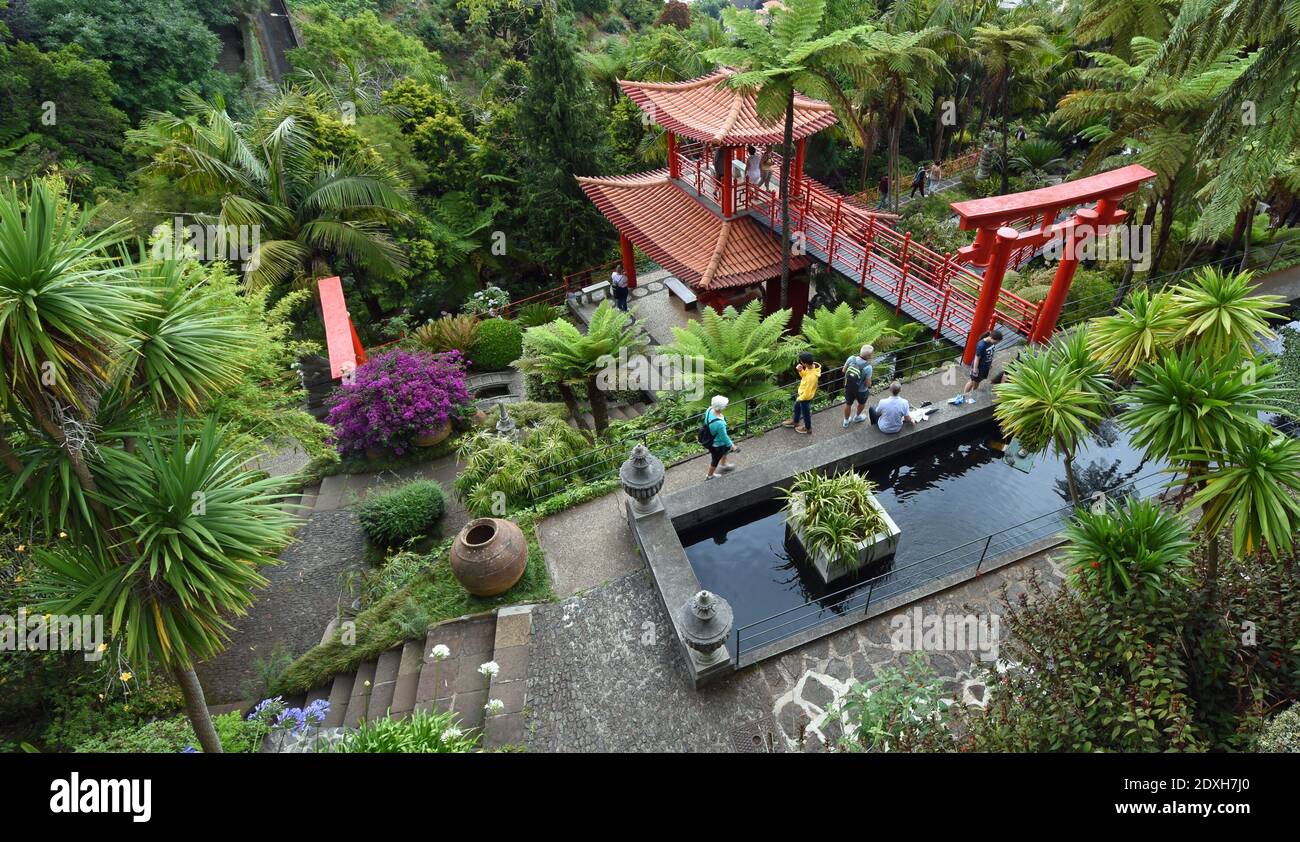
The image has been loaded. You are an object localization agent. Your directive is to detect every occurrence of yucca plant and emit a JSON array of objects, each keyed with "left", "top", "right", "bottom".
[
  {"left": 413, "top": 314, "right": 481, "bottom": 356},
  {"left": 1050, "top": 329, "right": 1113, "bottom": 403},
  {"left": 798, "top": 301, "right": 914, "bottom": 367},
  {"left": 1169, "top": 268, "right": 1285, "bottom": 359},
  {"left": 33, "top": 418, "right": 296, "bottom": 753},
  {"left": 1062, "top": 497, "right": 1195, "bottom": 600},
  {"left": 1087, "top": 288, "right": 1180, "bottom": 378},
  {"left": 516, "top": 301, "right": 644, "bottom": 434},
  {"left": 782, "top": 470, "right": 889, "bottom": 572},
  {"left": 993, "top": 345, "right": 1108, "bottom": 506},
  {"left": 1123, "top": 349, "right": 1282, "bottom": 472},
  {"left": 1184, "top": 428, "right": 1300, "bottom": 561},
  {"left": 1011, "top": 138, "right": 1066, "bottom": 181},
  {"left": 662, "top": 300, "right": 803, "bottom": 408}
]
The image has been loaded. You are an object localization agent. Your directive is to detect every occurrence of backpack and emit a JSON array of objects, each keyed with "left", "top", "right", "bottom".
[{"left": 697, "top": 413, "right": 719, "bottom": 447}]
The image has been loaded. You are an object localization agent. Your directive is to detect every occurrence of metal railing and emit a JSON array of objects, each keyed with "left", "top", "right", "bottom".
[{"left": 731, "top": 470, "right": 1169, "bottom": 659}]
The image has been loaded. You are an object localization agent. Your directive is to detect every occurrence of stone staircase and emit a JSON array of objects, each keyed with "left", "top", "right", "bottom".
[{"left": 275, "top": 605, "right": 534, "bottom": 749}]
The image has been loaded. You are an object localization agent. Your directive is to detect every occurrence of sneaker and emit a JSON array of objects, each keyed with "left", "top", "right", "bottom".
[
  {"left": 781, "top": 420, "right": 797, "bottom": 428},
  {"left": 705, "top": 474, "right": 716, "bottom": 481},
  {"left": 948, "top": 394, "right": 965, "bottom": 405},
  {"left": 795, "top": 425, "right": 811, "bottom": 435},
  {"left": 965, "top": 395, "right": 976, "bottom": 405},
  {"left": 842, "top": 419, "right": 852, "bottom": 428},
  {"left": 719, "top": 464, "right": 736, "bottom": 473},
  {"left": 854, "top": 414, "right": 867, "bottom": 423}
]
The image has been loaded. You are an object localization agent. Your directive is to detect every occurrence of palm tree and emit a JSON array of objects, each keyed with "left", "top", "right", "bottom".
[
  {"left": 516, "top": 301, "right": 645, "bottom": 435},
  {"left": 36, "top": 419, "right": 295, "bottom": 753},
  {"left": 1063, "top": 496, "right": 1195, "bottom": 599},
  {"left": 1169, "top": 267, "right": 1285, "bottom": 359},
  {"left": 993, "top": 342, "right": 1109, "bottom": 506},
  {"left": 972, "top": 24, "right": 1052, "bottom": 194},
  {"left": 1, "top": 180, "right": 299, "bottom": 752},
  {"left": 851, "top": 29, "right": 946, "bottom": 210},
  {"left": 662, "top": 300, "right": 803, "bottom": 408},
  {"left": 131, "top": 89, "right": 410, "bottom": 291},
  {"left": 703, "top": 0, "right": 868, "bottom": 308},
  {"left": 1052, "top": 38, "right": 1249, "bottom": 287}
]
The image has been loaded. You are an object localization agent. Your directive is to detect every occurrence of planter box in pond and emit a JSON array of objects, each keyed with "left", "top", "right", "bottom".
[{"left": 786, "top": 492, "right": 902, "bottom": 584}]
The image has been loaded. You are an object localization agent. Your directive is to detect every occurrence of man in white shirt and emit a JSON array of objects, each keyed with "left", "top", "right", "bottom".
[
  {"left": 868, "top": 380, "right": 914, "bottom": 434},
  {"left": 610, "top": 267, "right": 629, "bottom": 312}
]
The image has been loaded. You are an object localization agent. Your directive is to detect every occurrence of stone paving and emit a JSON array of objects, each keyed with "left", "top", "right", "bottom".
[
  {"left": 524, "top": 545, "right": 1069, "bottom": 752},
  {"left": 197, "top": 509, "right": 368, "bottom": 703}
]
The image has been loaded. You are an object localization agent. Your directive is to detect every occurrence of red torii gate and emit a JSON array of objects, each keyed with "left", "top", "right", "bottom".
[{"left": 949, "top": 163, "right": 1156, "bottom": 365}]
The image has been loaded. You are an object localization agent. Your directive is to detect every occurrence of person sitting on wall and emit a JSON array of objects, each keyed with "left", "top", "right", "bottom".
[{"left": 869, "top": 381, "right": 914, "bottom": 434}]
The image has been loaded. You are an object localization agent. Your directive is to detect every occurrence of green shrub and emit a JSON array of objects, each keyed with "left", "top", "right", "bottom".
[
  {"left": 468, "top": 317, "right": 523, "bottom": 370},
  {"left": 513, "top": 302, "right": 566, "bottom": 327},
  {"left": 1257, "top": 705, "right": 1300, "bottom": 752},
  {"left": 356, "top": 480, "right": 448, "bottom": 547},
  {"left": 73, "top": 712, "right": 261, "bottom": 753},
  {"left": 331, "top": 708, "right": 479, "bottom": 753}
]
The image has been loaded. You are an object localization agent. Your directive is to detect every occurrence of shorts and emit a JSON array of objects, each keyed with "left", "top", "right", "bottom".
[
  {"left": 708, "top": 445, "right": 729, "bottom": 467},
  {"left": 843, "top": 382, "right": 868, "bottom": 404},
  {"left": 969, "top": 366, "right": 990, "bottom": 384}
]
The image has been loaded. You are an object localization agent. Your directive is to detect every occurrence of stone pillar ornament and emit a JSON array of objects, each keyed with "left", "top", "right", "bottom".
[
  {"left": 620, "top": 444, "right": 665, "bottom": 517},
  {"left": 679, "top": 590, "right": 734, "bottom": 669},
  {"left": 494, "top": 402, "right": 517, "bottom": 439}
]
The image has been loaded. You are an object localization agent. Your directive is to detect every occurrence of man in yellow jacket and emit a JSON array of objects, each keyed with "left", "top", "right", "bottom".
[{"left": 782, "top": 351, "right": 821, "bottom": 435}]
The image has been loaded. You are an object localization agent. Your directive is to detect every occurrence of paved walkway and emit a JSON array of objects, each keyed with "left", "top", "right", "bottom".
[
  {"left": 537, "top": 347, "right": 1007, "bottom": 597},
  {"left": 525, "top": 543, "right": 1067, "bottom": 752}
]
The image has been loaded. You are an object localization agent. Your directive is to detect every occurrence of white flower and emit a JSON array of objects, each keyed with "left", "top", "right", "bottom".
[
  {"left": 441, "top": 726, "right": 463, "bottom": 742},
  {"left": 429, "top": 644, "right": 451, "bottom": 661},
  {"left": 478, "top": 661, "right": 500, "bottom": 679},
  {"left": 484, "top": 699, "right": 505, "bottom": 715}
]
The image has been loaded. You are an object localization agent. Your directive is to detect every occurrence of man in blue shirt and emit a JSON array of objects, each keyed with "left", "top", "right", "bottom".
[
  {"left": 869, "top": 381, "right": 914, "bottom": 434},
  {"left": 952, "top": 329, "right": 1003, "bottom": 405}
]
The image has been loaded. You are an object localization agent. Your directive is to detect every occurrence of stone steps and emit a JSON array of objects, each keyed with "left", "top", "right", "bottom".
[{"left": 292, "top": 606, "right": 535, "bottom": 750}]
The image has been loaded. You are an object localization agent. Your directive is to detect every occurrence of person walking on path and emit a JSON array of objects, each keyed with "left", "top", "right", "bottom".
[
  {"left": 869, "top": 381, "right": 914, "bottom": 434},
  {"left": 951, "top": 329, "right": 1003, "bottom": 405},
  {"left": 782, "top": 351, "right": 821, "bottom": 435},
  {"left": 909, "top": 165, "right": 927, "bottom": 198},
  {"left": 928, "top": 161, "right": 943, "bottom": 190},
  {"left": 841, "top": 344, "right": 874, "bottom": 428},
  {"left": 703, "top": 395, "right": 736, "bottom": 480},
  {"left": 876, "top": 174, "right": 890, "bottom": 209},
  {"left": 759, "top": 147, "right": 775, "bottom": 191},
  {"left": 611, "top": 266, "right": 629, "bottom": 312}
]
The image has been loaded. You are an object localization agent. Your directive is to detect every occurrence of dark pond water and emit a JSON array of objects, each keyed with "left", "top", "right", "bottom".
[{"left": 678, "top": 418, "right": 1164, "bottom": 654}]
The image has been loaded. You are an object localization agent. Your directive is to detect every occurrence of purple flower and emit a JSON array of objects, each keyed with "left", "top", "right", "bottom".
[{"left": 326, "top": 349, "right": 472, "bottom": 456}]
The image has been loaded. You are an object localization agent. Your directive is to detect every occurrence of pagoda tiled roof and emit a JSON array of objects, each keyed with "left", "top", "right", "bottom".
[
  {"left": 577, "top": 170, "right": 806, "bottom": 290},
  {"left": 618, "top": 69, "right": 837, "bottom": 146}
]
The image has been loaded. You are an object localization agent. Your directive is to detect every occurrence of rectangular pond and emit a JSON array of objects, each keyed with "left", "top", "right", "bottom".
[{"left": 676, "top": 418, "right": 1163, "bottom": 657}]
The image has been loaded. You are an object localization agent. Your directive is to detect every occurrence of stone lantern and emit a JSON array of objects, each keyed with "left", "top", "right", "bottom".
[
  {"left": 679, "top": 590, "right": 734, "bottom": 670},
  {"left": 494, "top": 402, "right": 517, "bottom": 439},
  {"left": 619, "top": 444, "right": 664, "bottom": 518}
]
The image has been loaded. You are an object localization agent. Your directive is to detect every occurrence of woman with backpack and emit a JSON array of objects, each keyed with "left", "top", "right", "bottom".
[{"left": 701, "top": 395, "right": 736, "bottom": 480}]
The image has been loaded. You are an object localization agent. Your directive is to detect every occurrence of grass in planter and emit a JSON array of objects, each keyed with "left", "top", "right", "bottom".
[
  {"left": 272, "top": 537, "right": 553, "bottom": 696},
  {"left": 356, "top": 480, "right": 448, "bottom": 547}
]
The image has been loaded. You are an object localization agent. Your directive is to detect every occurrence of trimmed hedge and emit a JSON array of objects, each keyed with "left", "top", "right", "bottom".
[
  {"left": 468, "top": 317, "right": 523, "bottom": 371},
  {"left": 356, "top": 480, "right": 448, "bottom": 547}
]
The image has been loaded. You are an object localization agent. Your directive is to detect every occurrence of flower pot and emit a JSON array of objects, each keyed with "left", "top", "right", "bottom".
[
  {"left": 413, "top": 420, "right": 453, "bottom": 447},
  {"left": 449, "top": 518, "right": 528, "bottom": 597},
  {"left": 786, "top": 492, "right": 901, "bottom": 584},
  {"left": 364, "top": 446, "right": 386, "bottom": 461}
]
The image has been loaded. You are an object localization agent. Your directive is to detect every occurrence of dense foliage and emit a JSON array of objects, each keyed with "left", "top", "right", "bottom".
[{"left": 356, "top": 480, "right": 449, "bottom": 546}]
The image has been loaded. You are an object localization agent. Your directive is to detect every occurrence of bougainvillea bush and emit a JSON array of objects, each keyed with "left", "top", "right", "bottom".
[{"left": 327, "top": 350, "right": 471, "bottom": 456}]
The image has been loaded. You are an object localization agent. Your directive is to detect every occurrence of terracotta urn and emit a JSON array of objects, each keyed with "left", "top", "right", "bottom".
[
  {"left": 413, "top": 420, "right": 453, "bottom": 447},
  {"left": 449, "top": 518, "right": 527, "bottom": 596}
]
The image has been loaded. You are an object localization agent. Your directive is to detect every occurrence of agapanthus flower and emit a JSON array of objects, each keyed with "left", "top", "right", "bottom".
[
  {"left": 478, "top": 661, "right": 500, "bottom": 679},
  {"left": 430, "top": 644, "right": 451, "bottom": 661}
]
